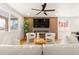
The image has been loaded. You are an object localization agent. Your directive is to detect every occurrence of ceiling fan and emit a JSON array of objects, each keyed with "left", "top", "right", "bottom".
[{"left": 32, "top": 3, "right": 55, "bottom": 15}]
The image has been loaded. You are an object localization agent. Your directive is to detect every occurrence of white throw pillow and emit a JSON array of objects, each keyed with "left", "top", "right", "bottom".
[{"left": 66, "top": 35, "right": 79, "bottom": 44}]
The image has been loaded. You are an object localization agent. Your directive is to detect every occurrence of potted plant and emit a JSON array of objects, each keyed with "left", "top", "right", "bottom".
[
  {"left": 24, "top": 21, "right": 29, "bottom": 33},
  {"left": 24, "top": 21, "right": 30, "bottom": 38}
]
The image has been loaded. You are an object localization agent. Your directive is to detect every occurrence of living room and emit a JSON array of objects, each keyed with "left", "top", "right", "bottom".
[{"left": 0, "top": 3, "right": 79, "bottom": 55}]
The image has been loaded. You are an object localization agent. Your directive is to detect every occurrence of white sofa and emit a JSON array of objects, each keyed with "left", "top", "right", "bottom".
[
  {"left": 0, "top": 45, "right": 42, "bottom": 55},
  {"left": 1, "top": 44, "right": 79, "bottom": 55},
  {"left": 0, "top": 32, "right": 20, "bottom": 45},
  {"left": 43, "top": 44, "right": 79, "bottom": 55}
]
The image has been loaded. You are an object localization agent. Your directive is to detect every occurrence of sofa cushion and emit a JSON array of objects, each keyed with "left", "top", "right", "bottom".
[
  {"left": 0, "top": 45, "right": 42, "bottom": 55},
  {"left": 66, "top": 34, "right": 79, "bottom": 44},
  {"left": 43, "top": 44, "right": 79, "bottom": 55}
]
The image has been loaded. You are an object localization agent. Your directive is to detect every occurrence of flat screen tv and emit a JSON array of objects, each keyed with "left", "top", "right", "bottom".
[{"left": 33, "top": 18, "right": 49, "bottom": 28}]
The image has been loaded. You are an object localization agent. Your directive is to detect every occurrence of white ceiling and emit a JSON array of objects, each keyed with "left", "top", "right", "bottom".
[{"left": 7, "top": 3, "right": 79, "bottom": 17}]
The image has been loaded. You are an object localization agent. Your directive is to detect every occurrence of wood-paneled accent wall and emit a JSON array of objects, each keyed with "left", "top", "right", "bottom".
[
  {"left": 50, "top": 17, "right": 58, "bottom": 40},
  {"left": 24, "top": 17, "right": 58, "bottom": 40},
  {"left": 24, "top": 17, "right": 33, "bottom": 32}
]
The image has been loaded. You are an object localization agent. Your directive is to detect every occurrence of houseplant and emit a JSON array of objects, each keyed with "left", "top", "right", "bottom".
[{"left": 24, "top": 21, "right": 29, "bottom": 33}]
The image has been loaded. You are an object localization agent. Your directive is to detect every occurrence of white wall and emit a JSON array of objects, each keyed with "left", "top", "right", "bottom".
[
  {"left": 58, "top": 17, "right": 71, "bottom": 44},
  {"left": 0, "top": 3, "right": 24, "bottom": 45},
  {"left": 54, "top": 4, "right": 79, "bottom": 44},
  {"left": 58, "top": 17, "right": 79, "bottom": 44},
  {"left": 70, "top": 17, "right": 79, "bottom": 32}
]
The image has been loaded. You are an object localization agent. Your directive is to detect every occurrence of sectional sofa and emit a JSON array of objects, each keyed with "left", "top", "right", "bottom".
[
  {"left": 43, "top": 44, "right": 79, "bottom": 55},
  {"left": 0, "top": 44, "right": 79, "bottom": 55},
  {"left": 0, "top": 45, "right": 42, "bottom": 55}
]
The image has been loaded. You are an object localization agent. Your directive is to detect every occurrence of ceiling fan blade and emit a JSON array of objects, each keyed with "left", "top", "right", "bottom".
[
  {"left": 44, "top": 12, "right": 47, "bottom": 15},
  {"left": 41, "top": 3, "right": 47, "bottom": 11},
  {"left": 36, "top": 11, "right": 42, "bottom": 15},
  {"left": 32, "top": 8, "right": 41, "bottom": 11},
  {"left": 45, "top": 9, "right": 55, "bottom": 11}
]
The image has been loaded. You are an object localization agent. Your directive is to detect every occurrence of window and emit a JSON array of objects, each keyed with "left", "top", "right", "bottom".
[
  {"left": 10, "top": 19, "right": 18, "bottom": 30},
  {"left": 10, "top": 14, "right": 18, "bottom": 30},
  {"left": 0, "top": 16, "right": 8, "bottom": 31}
]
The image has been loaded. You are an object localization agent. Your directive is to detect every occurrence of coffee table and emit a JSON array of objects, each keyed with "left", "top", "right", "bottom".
[{"left": 33, "top": 38, "right": 48, "bottom": 45}]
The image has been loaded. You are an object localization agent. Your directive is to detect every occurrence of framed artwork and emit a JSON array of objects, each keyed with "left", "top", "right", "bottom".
[{"left": 58, "top": 17, "right": 70, "bottom": 31}]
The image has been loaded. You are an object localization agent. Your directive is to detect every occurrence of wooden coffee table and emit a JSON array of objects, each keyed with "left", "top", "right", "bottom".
[{"left": 33, "top": 38, "right": 48, "bottom": 45}]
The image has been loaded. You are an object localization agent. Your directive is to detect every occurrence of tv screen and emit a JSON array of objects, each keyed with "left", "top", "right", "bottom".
[{"left": 33, "top": 18, "right": 49, "bottom": 28}]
